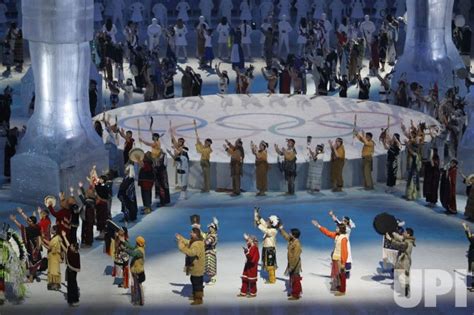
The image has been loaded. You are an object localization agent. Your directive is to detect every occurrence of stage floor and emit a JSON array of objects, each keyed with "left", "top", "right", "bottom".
[
  {"left": 103, "top": 94, "right": 439, "bottom": 163},
  {"left": 1, "top": 185, "right": 471, "bottom": 314}
]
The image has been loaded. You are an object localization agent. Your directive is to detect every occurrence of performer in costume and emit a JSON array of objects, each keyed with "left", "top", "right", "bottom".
[
  {"left": 307, "top": 144, "right": 325, "bottom": 192},
  {"left": 118, "top": 164, "right": 138, "bottom": 222},
  {"left": 47, "top": 225, "right": 64, "bottom": 291},
  {"left": 167, "top": 146, "right": 190, "bottom": 200},
  {"left": 355, "top": 131, "right": 375, "bottom": 190},
  {"left": 385, "top": 228, "right": 416, "bottom": 297},
  {"left": 204, "top": 218, "right": 219, "bottom": 284},
  {"left": 278, "top": 225, "right": 303, "bottom": 300},
  {"left": 329, "top": 211, "right": 355, "bottom": 278},
  {"left": 61, "top": 230, "right": 81, "bottom": 306},
  {"left": 275, "top": 139, "right": 297, "bottom": 195},
  {"left": 443, "top": 159, "right": 459, "bottom": 215},
  {"left": 215, "top": 63, "right": 230, "bottom": 94},
  {"left": 77, "top": 182, "right": 96, "bottom": 248},
  {"left": 254, "top": 208, "right": 279, "bottom": 284},
  {"left": 138, "top": 152, "right": 155, "bottom": 214},
  {"left": 194, "top": 120, "right": 213, "bottom": 193},
  {"left": 224, "top": 138, "right": 245, "bottom": 196},
  {"left": 238, "top": 234, "right": 259, "bottom": 297},
  {"left": 9, "top": 209, "right": 43, "bottom": 282},
  {"left": 126, "top": 236, "right": 146, "bottom": 306},
  {"left": 462, "top": 222, "right": 474, "bottom": 291},
  {"left": 95, "top": 175, "right": 113, "bottom": 240},
  {"left": 262, "top": 67, "right": 279, "bottom": 94},
  {"left": 462, "top": 174, "right": 474, "bottom": 221},
  {"left": 48, "top": 192, "right": 73, "bottom": 241},
  {"left": 153, "top": 150, "right": 171, "bottom": 206},
  {"left": 176, "top": 228, "right": 205, "bottom": 305},
  {"left": 251, "top": 140, "right": 269, "bottom": 196},
  {"left": 329, "top": 138, "right": 345, "bottom": 192},
  {"left": 113, "top": 229, "right": 130, "bottom": 289},
  {"left": 119, "top": 128, "right": 135, "bottom": 166},
  {"left": 423, "top": 148, "right": 441, "bottom": 207},
  {"left": 312, "top": 219, "right": 348, "bottom": 296},
  {"left": 381, "top": 131, "right": 401, "bottom": 193}
]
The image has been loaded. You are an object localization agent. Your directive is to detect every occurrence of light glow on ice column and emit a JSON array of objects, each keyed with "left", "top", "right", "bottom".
[
  {"left": 391, "top": 0, "right": 466, "bottom": 97},
  {"left": 11, "top": 0, "right": 107, "bottom": 203}
]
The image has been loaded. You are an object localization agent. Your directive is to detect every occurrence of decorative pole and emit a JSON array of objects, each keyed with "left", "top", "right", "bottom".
[{"left": 11, "top": 0, "right": 107, "bottom": 203}]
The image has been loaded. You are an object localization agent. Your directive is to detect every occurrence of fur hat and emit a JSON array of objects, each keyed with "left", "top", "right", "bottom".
[
  {"left": 136, "top": 236, "right": 145, "bottom": 247},
  {"left": 268, "top": 215, "right": 280, "bottom": 228},
  {"left": 207, "top": 217, "right": 219, "bottom": 231}
]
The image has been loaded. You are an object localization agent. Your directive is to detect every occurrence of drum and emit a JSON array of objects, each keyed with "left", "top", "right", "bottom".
[
  {"left": 44, "top": 195, "right": 57, "bottom": 208},
  {"left": 129, "top": 147, "right": 145, "bottom": 163}
]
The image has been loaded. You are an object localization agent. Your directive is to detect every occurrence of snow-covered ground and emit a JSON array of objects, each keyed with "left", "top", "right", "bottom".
[{"left": 0, "top": 180, "right": 472, "bottom": 314}]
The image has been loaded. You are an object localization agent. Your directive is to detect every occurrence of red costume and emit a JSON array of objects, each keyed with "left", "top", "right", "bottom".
[
  {"left": 48, "top": 205, "right": 71, "bottom": 239},
  {"left": 38, "top": 216, "right": 51, "bottom": 242},
  {"left": 448, "top": 165, "right": 457, "bottom": 213},
  {"left": 240, "top": 243, "right": 260, "bottom": 296},
  {"left": 279, "top": 69, "right": 291, "bottom": 94}
]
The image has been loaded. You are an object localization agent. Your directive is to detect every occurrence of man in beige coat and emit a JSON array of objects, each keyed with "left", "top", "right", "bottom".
[
  {"left": 279, "top": 225, "right": 302, "bottom": 300},
  {"left": 177, "top": 227, "right": 205, "bottom": 305}
]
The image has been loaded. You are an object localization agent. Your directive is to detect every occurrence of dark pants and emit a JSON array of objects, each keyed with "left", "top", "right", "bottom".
[
  {"left": 232, "top": 175, "right": 241, "bottom": 195},
  {"left": 286, "top": 175, "right": 295, "bottom": 194},
  {"left": 190, "top": 275, "right": 204, "bottom": 294},
  {"left": 66, "top": 268, "right": 79, "bottom": 304},
  {"left": 70, "top": 226, "right": 78, "bottom": 245},
  {"left": 141, "top": 188, "right": 152, "bottom": 208},
  {"left": 81, "top": 219, "right": 94, "bottom": 246}
]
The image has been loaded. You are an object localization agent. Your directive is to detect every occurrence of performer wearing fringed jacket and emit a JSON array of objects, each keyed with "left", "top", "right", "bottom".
[
  {"left": 251, "top": 140, "right": 269, "bottom": 196},
  {"left": 278, "top": 226, "right": 302, "bottom": 300},
  {"left": 224, "top": 138, "right": 244, "bottom": 196},
  {"left": 238, "top": 234, "right": 259, "bottom": 297},
  {"left": 204, "top": 218, "right": 218, "bottom": 285},
  {"left": 275, "top": 139, "right": 297, "bottom": 195},
  {"left": 255, "top": 208, "right": 279, "bottom": 284},
  {"left": 312, "top": 219, "right": 348, "bottom": 296},
  {"left": 153, "top": 150, "right": 171, "bottom": 206}
]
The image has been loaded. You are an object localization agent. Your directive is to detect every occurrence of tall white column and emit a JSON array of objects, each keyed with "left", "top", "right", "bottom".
[
  {"left": 11, "top": 0, "right": 107, "bottom": 203},
  {"left": 391, "top": 0, "right": 466, "bottom": 97}
]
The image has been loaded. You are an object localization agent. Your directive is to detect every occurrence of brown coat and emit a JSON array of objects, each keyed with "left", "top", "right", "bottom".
[
  {"left": 280, "top": 228, "right": 302, "bottom": 275},
  {"left": 178, "top": 238, "right": 205, "bottom": 276}
]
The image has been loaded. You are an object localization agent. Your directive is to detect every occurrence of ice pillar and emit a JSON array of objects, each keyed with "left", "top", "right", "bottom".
[
  {"left": 11, "top": 0, "right": 107, "bottom": 203},
  {"left": 391, "top": 0, "right": 466, "bottom": 97}
]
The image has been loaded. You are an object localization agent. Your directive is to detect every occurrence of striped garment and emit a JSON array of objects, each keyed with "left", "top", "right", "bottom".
[
  {"left": 307, "top": 158, "right": 324, "bottom": 191},
  {"left": 205, "top": 233, "right": 218, "bottom": 277}
]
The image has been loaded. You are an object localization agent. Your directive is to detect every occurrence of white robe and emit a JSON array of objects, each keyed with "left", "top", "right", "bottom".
[
  {"left": 216, "top": 23, "right": 231, "bottom": 44},
  {"left": 174, "top": 25, "right": 188, "bottom": 46}
]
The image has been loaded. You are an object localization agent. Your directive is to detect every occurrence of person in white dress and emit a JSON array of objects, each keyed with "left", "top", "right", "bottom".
[
  {"left": 216, "top": 17, "right": 231, "bottom": 60},
  {"left": 130, "top": 2, "right": 144, "bottom": 24},
  {"left": 278, "top": 0, "right": 291, "bottom": 21},
  {"left": 329, "top": 0, "right": 344, "bottom": 25},
  {"left": 215, "top": 62, "right": 230, "bottom": 94},
  {"left": 121, "top": 78, "right": 134, "bottom": 106},
  {"left": 259, "top": 0, "right": 274, "bottom": 25},
  {"left": 312, "top": 0, "right": 326, "bottom": 21},
  {"left": 351, "top": 0, "right": 365, "bottom": 23},
  {"left": 240, "top": 21, "right": 253, "bottom": 59},
  {"left": 174, "top": 19, "right": 188, "bottom": 60},
  {"left": 147, "top": 18, "right": 162, "bottom": 52},
  {"left": 240, "top": 0, "right": 252, "bottom": 22},
  {"left": 199, "top": 0, "right": 214, "bottom": 27},
  {"left": 0, "top": 1, "right": 8, "bottom": 29},
  {"left": 176, "top": 1, "right": 190, "bottom": 23},
  {"left": 278, "top": 15, "right": 292, "bottom": 58},
  {"left": 220, "top": 0, "right": 233, "bottom": 23},
  {"left": 294, "top": 0, "right": 309, "bottom": 29},
  {"left": 359, "top": 15, "right": 375, "bottom": 55},
  {"left": 112, "top": 0, "right": 126, "bottom": 28},
  {"left": 152, "top": 2, "right": 168, "bottom": 28},
  {"left": 94, "top": 1, "right": 104, "bottom": 24}
]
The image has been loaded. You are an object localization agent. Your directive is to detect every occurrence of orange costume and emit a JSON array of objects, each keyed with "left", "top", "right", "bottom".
[{"left": 319, "top": 226, "right": 348, "bottom": 294}]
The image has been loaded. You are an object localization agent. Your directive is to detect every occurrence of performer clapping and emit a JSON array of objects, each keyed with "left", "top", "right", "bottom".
[{"left": 251, "top": 140, "right": 269, "bottom": 196}]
